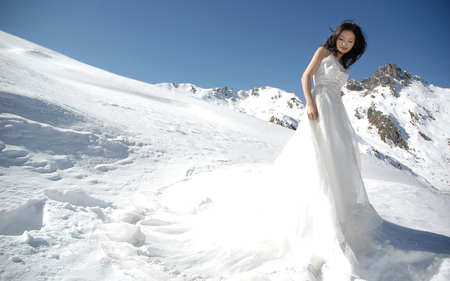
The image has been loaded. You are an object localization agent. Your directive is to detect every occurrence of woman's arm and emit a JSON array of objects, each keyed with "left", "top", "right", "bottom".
[{"left": 301, "top": 46, "right": 330, "bottom": 120}]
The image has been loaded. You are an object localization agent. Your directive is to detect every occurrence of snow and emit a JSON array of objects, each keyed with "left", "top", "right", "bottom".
[
  {"left": 154, "top": 83, "right": 304, "bottom": 130},
  {"left": 0, "top": 30, "right": 449, "bottom": 280},
  {"left": 343, "top": 78, "right": 450, "bottom": 191}
]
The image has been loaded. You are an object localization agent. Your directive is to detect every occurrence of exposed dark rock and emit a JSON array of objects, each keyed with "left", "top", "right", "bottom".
[
  {"left": 359, "top": 63, "right": 412, "bottom": 97},
  {"left": 409, "top": 108, "right": 436, "bottom": 127},
  {"left": 409, "top": 110, "right": 422, "bottom": 126},
  {"left": 345, "top": 79, "right": 364, "bottom": 91},
  {"left": 418, "top": 132, "right": 432, "bottom": 141},
  {"left": 287, "top": 97, "right": 302, "bottom": 109},
  {"left": 370, "top": 147, "right": 414, "bottom": 172},
  {"left": 271, "top": 93, "right": 281, "bottom": 101},
  {"left": 354, "top": 107, "right": 366, "bottom": 120},
  {"left": 269, "top": 116, "right": 297, "bottom": 130},
  {"left": 213, "top": 87, "right": 235, "bottom": 100},
  {"left": 413, "top": 75, "right": 428, "bottom": 87},
  {"left": 367, "top": 104, "right": 409, "bottom": 150},
  {"left": 422, "top": 107, "right": 436, "bottom": 120}
]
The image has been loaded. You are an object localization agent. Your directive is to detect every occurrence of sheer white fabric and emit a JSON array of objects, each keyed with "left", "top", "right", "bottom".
[{"left": 100, "top": 54, "right": 382, "bottom": 280}]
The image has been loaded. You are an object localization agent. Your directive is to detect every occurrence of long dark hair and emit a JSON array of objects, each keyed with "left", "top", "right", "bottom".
[{"left": 324, "top": 21, "right": 367, "bottom": 69}]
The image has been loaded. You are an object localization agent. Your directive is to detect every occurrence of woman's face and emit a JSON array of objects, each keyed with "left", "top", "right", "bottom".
[{"left": 336, "top": 30, "right": 355, "bottom": 54}]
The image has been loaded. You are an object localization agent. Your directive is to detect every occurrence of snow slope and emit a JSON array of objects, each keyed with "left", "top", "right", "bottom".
[{"left": 0, "top": 30, "right": 449, "bottom": 280}]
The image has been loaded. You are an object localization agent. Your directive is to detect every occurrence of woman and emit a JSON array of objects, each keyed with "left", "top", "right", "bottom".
[
  {"left": 294, "top": 20, "right": 382, "bottom": 249},
  {"left": 303, "top": 20, "right": 366, "bottom": 121},
  {"left": 259, "top": 20, "right": 382, "bottom": 277},
  {"left": 101, "top": 21, "right": 381, "bottom": 280}
]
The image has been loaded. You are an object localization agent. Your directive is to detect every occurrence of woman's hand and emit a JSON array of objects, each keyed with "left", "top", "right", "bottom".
[
  {"left": 307, "top": 103, "right": 318, "bottom": 120},
  {"left": 302, "top": 47, "right": 328, "bottom": 121}
]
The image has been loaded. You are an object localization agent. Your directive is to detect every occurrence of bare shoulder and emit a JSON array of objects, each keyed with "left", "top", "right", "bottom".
[
  {"left": 303, "top": 46, "right": 331, "bottom": 79},
  {"left": 310, "top": 47, "right": 331, "bottom": 62},
  {"left": 317, "top": 46, "right": 332, "bottom": 57}
]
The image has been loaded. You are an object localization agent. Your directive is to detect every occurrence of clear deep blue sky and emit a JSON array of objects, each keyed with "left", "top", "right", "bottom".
[{"left": 1, "top": 0, "right": 449, "bottom": 101}]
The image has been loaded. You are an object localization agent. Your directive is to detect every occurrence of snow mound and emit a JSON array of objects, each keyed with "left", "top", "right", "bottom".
[{"left": 0, "top": 200, "right": 45, "bottom": 235}]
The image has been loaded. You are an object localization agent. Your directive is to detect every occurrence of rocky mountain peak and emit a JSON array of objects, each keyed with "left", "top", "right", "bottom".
[
  {"left": 346, "top": 63, "right": 414, "bottom": 97},
  {"left": 373, "top": 63, "right": 412, "bottom": 83}
]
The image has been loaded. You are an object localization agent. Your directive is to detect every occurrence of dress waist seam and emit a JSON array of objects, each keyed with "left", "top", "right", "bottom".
[{"left": 314, "top": 84, "right": 342, "bottom": 96}]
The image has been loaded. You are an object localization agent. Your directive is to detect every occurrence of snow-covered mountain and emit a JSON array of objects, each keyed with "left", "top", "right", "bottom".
[
  {"left": 155, "top": 63, "right": 450, "bottom": 192},
  {"left": 342, "top": 63, "right": 450, "bottom": 191},
  {"left": 0, "top": 30, "right": 449, "bottom": 280},
  {"left": 155, "top": 83, "right": 304, "bottom": 130}
]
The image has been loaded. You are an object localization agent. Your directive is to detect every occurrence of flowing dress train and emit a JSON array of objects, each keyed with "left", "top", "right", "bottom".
[{"left": 100, "top": 53, "right": 382, "bottom": 280}]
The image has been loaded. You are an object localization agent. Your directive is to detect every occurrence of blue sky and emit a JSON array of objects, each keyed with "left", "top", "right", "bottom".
[{"left": 1, "top": 0, "right": 449, "bottom": 101}]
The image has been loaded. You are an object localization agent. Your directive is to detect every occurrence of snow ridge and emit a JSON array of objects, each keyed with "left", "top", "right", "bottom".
[{"left": 155, "top": 82, "right": 305, "bottom": 130}]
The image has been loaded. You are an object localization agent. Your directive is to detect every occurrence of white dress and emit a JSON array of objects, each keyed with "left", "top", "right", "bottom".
[{"left": 100, "top": 54, "right": 382, "bottom": 280}]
